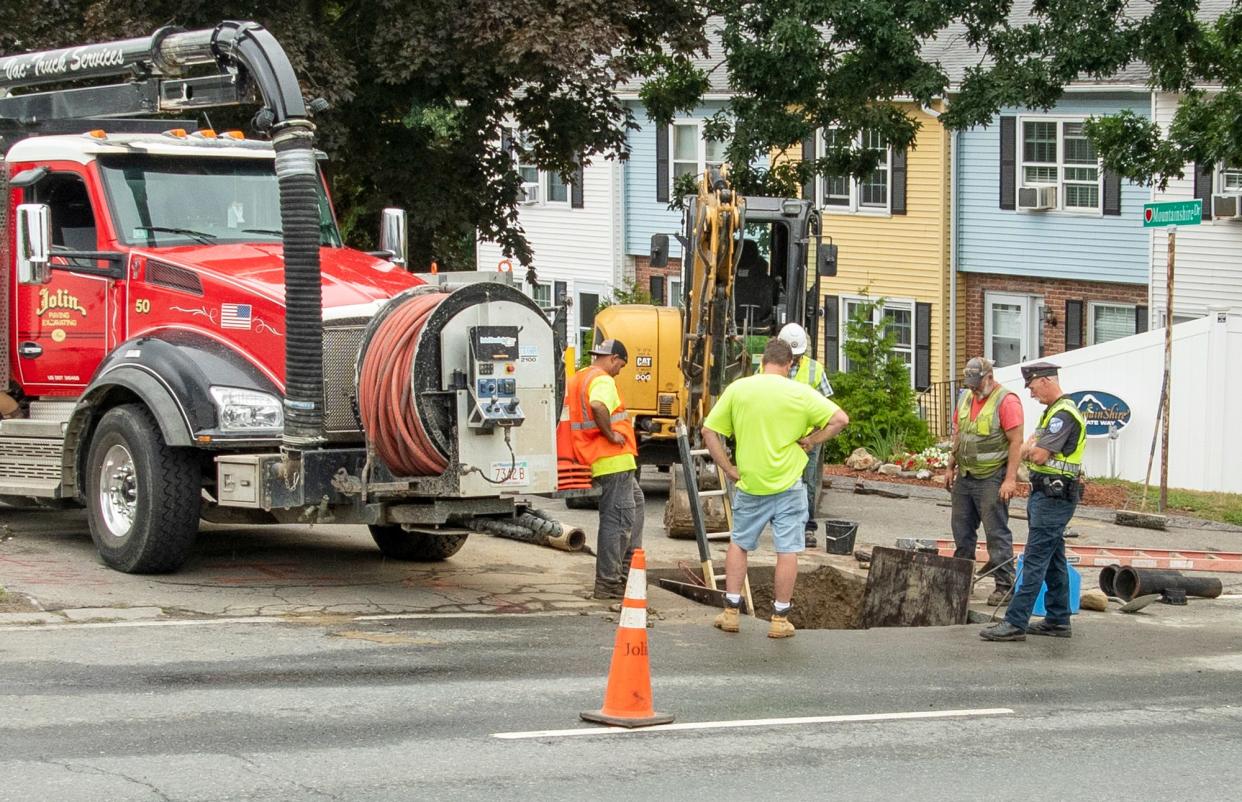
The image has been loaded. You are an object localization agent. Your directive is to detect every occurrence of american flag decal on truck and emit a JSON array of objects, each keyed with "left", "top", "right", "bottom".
[{"left": 221, "top": 303, "right": 253, "bottom": 330}]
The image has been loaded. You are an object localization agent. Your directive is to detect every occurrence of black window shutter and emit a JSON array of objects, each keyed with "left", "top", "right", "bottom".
[
  {"left": 823, "top": 295, "right": 840, "bottom": 373},
  {"left": 571, "top": 158, "right": 585, "bottom": 209},
  {"left": 801, "top": 134, "right": 817, "bottom": 202},
  {"left": 999, "top": 116, "right": 1016, "bottom": 210},
  {"left": 915, "top": 302, "right": 931, "bottom": 390},
  {"left": 891, "top": 148, "right": 908, "bottom": 215},
  {"left": 501, "top": 129, "right": 514, "bottom": 158},
  {"left": 1065, "top": 300, "right": 1084, "bottom": 350},
  {"left": 1193, "top": 161, "right": 1213, "bottom": 220},
  {"left": 1102, "top": 169, "right": 1121, "bottom": 215},
  {"left": 1135, "top": 305, "right": 1148, "bottom": 333},
  {"left": 649, "top": 276, "right": 665, "bottom": 305},
  {"left": 655, "top": 124, "right": 670, "bottom": 203}
]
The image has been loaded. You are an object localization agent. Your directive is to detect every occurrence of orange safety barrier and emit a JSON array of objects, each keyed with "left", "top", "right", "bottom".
[
  {"left": 937, "top": 539, "right": 1242, "bottom": 573},
  {"left": 580, "top": 549, "right": 675, "bottom": 728}
]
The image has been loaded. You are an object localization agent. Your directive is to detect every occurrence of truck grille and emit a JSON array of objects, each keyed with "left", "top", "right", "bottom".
[{"left": 322, "top": 319, "right": 369, "bottom": 436}]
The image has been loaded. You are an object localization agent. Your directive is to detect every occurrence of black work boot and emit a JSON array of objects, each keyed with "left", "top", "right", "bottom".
[
  {"left": 979, "top": 621, "right": 1027, "bottom": 642},
  {"left": 591, "top": 579, "right": 624, "bottom": 600},
  {"left": 1026, "top": 619, "right": 1072, "bottom": 638}
]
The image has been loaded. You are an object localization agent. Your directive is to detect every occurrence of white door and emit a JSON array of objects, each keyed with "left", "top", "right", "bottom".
[{"left": 984, "top": 292, "right": 1042, "bottom": 368}]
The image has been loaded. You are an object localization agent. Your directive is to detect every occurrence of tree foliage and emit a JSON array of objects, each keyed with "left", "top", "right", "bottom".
[
  {"left": 0, "top": 0, "right": 705, "bottom": 269},
  {"left": 823, "top": 293, "right": 931, "bottom": 464}
]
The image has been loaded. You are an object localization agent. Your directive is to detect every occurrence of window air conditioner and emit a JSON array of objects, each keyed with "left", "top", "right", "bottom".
[
  {"left": 519, "top": 182, "right": 541, "bottom": 205},
  {"left": 1212, "top": 193, "right": 1241, "bottom": 220},
  {"left": 1017, "top": 185, "right": 1057, "bottom": 211}
]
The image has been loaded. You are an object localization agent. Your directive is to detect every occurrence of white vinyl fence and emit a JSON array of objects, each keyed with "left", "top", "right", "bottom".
[{"left": 992, "top": 306, "right": 1241, "bottom": 493}]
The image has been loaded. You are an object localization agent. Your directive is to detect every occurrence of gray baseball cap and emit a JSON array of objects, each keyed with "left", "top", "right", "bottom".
[{"left": 963, "top": 357, "right": 993, "bottom": 389}]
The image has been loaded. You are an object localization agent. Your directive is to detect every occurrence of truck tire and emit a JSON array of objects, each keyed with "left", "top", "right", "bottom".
[
  {"left": 368, "top": 525, "right": 468, "bottom": 561},
  {"left": 85, "top": 404, "right": 202, "bottom": 574}
]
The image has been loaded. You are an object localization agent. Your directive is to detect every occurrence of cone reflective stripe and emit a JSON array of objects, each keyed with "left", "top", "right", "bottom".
[{"left": 580, "top": 550, "right": 674, "bottom": 728}]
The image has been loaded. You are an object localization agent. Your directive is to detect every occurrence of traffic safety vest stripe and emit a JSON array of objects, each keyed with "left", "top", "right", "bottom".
[
  {"left": 1028, "top": 397, "right": 1087, "bottom": 478},
  {"left": 561, "top": 365, "right": 638, "bottom": 467},
  {"left": 955, "top": 385, "right": 1012, "bottom": 478},
  {"left": 793, "top": 357, "right": 824, "bottom": 389}
]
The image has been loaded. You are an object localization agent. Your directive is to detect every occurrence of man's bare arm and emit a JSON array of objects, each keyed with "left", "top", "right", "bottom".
[
  {"left": 1000, "top": 424, "right": 1022, "bottom": 500},
  {"left": 702, "top": 427, "right": 739, "bottom": 482},
  {"left": 799, "top": 409, "right": 849, "bottom": 449}
]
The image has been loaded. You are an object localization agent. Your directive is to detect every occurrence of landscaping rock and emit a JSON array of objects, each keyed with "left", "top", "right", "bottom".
[
  {"left": 845, "top": 447, "right": 878, "bottom": 471},
  {"left": 1079, "top": 589, "right": 1109, "bottom": 612},
  {"left": 899, "top": 470, "right": 919, "bottom": 479},
  {"left": 915, "top": 469, "right": 933, "bottom": 481},
  {"left": 878, "top": 463, "right": 902, "bottom": 476}
]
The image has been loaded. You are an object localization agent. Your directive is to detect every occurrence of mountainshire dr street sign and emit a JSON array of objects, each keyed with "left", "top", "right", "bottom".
[{"left": 1143, "top": 200, "right": 1202, "bottom": 227}]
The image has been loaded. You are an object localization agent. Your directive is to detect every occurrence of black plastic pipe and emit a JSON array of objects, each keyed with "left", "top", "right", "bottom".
[
  {"left": 1113, "top": 567, "right": 1223, "bottom": 601},
  {"left": 1098, "top": 564, "right": 1121, "bottom": 597}
]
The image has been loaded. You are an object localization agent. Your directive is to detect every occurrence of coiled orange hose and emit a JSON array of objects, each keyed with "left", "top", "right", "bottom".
[{"left": 357, "top": 293, "right": 449, "bottom": 476}]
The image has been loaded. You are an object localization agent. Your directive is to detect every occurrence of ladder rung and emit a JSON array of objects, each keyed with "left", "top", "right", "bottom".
[
  {"left": 705, "top": 532, "right": 731, "bottom": 541},
  {"left": 697, "top": 489, "right": 726, "bottom": 497},
  {"left": 688, "top": 449, "right": 710, "bottom": 456}
]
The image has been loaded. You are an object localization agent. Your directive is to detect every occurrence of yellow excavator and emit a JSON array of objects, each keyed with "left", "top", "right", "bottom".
[{"left": 595, "top": 170, "right": 837, "bottom": 465}]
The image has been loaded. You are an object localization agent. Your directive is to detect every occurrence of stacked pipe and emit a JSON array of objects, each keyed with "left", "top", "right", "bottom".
[{"left": 1101, "top": 564, "right": 1223, "bottom": 602}]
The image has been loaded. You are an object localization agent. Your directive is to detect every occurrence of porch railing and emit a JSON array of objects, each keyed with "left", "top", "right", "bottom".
[{"left": 916, "top": 380, "right": 960, "bottom": 441}]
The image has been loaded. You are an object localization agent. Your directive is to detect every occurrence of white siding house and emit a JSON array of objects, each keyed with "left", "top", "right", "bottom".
[
  {"left": 476, "top": 155, "right": 625, "bottom": 354},
  {"left": 1149, "top": 91, "right": 1242, "bottom": 324}
]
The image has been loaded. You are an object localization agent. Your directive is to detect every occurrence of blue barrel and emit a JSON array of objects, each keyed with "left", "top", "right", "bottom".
[{"left": 1014, "top": 555, "right": 1082, "bottom": 616}]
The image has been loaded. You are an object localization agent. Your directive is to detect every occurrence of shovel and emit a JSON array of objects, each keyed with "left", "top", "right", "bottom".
[{"left": 1119, "top": 594, "right": 1160, "bottom": 613}]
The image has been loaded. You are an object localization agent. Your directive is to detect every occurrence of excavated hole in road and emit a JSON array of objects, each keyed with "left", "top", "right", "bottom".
[{"left": 649, "top": 564, "right": 868, "bottom": 629}]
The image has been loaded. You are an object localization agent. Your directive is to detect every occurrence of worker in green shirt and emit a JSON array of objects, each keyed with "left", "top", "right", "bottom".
[{"left": 703, "top": 337, "right": 849, "bottom": 638}]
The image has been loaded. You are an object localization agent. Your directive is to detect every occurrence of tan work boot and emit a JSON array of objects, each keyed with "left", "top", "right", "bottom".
[
  {"left": 713, "top": 605, "right": 740, "bottom": 633},
  {"left": 768, "top": 613, "right": 795, "bottom": 639}
]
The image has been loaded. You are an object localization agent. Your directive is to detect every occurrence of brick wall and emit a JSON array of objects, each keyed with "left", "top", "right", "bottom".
[
  {"left": 633, "top": 255, "right": 681, "bottom": 304},
  {"left": 963, "top": 273, "right": 1149, "bottom": 360}
]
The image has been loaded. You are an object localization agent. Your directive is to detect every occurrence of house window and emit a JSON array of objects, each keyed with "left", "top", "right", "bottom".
[
  {"left": 819, "top": 128, "right": 891, "bottom": 213},
  {"left": 669, "top": 278, "right": 683, "bottom": 308},
  {"left": 1219, "top": 161, "right": 1242, "bottom": 192},
  {"left": 840, "top": 297, "right": 914, "bottom": 384},
  {"left": 671, "top": 121, "right": 726, "bottom": 189},
  {"left": 1020, "top": 119, "right": 1101, "bottom": 211},
  {"left": 509, "top": 128, "right": 570, "bottom": 206},
  {"left": 530, "top": 282, "right": 552, "bottom": 309},
  {"left": 1088, "top": 302, "right": 1137, "bottom": 345}
]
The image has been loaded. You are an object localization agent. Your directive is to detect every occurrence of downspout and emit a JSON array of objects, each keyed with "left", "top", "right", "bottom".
[{"left": 923, "top": 102, "right": 957, "bottom": 378}]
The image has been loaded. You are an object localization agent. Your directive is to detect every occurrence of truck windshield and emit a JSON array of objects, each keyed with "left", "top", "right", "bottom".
[{"left": 97, "top": 155, "right": 343, "bottom": 248}]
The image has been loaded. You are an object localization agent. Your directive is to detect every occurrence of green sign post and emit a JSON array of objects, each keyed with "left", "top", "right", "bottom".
[
  {"left": 1141, "top": 200, "right": 1200, "bottom": 510},
  {"left": 1143, "top": 199, "right": 1202, "bottom": 227}
]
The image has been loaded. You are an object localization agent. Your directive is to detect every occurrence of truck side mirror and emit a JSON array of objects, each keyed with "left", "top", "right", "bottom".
[
  {"left": 16, "top": 203, "right": 51, "bottom": 286},
  {"left": 378, "top": 208, "right": 408, "bottom": 267},
  {"left": 817, "top": 242, "right": 838, "bottom": 277},
  {"left": 649, "top": 233, "right": 669, "bottom": 268}
]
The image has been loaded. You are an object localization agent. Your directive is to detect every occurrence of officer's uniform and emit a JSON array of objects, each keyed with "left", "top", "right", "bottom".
[{"left": 1004, "top": 363, "right": 1086, "bottom": 633}]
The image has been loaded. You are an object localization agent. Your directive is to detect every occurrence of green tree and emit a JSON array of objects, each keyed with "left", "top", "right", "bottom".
[
  {"left": 824, "top": 293, "right": 931, "bottom": 463},
  {"left": 0, "top": 1, "right": 705, "bottom": 269},
  {"left": 643, "top": 1, "right": 1157, "bottom": 200}
]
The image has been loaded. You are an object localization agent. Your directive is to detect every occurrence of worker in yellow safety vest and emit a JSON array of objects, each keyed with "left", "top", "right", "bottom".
[
  {"left": 563, "top": 338, "right": 642, "bottom": 600},
  {"left": 775, "top": 323, "right": 834, "bottom": 549},
  {"left": 946, "top": 357, "right": 1024, "bottom": 606},
  {"left": 981, "top": 361, "right": 1087, "bottom": 643}
]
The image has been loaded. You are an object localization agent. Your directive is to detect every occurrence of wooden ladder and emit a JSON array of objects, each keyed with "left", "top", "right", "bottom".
[{"left": 675, "top": 420, "right": 755, "bottom": 615}]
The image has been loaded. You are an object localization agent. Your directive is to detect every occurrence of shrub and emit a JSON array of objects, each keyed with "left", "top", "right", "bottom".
[{"left": 824, "top": 292, "right": 932, "bottom": 463}]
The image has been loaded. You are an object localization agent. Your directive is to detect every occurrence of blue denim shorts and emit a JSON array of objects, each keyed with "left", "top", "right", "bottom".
[{"left": 731, "top": 483, "right": 808, "bottom": 554}]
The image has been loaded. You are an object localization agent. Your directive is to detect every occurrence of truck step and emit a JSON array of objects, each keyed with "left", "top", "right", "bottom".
[{"left": 29, "top": 400, "right": 76, "bottom": 423}]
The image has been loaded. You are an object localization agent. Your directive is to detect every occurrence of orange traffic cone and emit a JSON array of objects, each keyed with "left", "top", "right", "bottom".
[{"left": 580, "top": 549, "right": 675, "bottom": 728}]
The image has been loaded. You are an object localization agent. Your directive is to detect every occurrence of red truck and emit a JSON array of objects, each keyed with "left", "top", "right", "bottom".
[{"left": 0, "top": 23, "right": 565, "bottom": 573}]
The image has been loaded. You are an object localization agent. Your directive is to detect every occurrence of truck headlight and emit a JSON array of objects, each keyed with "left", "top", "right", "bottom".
[{"left": 209, "top": 387, "right": 283, "bottom": 431}]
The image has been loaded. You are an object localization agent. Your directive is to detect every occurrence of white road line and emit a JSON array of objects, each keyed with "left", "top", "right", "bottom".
[
  {"left": 493, "top": 707, "right": 1015, "bottom": 740},
  {"left": 0, "top": 610, "right": 579, "bottom": 633}
]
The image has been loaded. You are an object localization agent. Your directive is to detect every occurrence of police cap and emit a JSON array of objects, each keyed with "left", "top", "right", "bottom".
[{"left": 1021, "top": 361, "right": 1059, "bottom": 386}]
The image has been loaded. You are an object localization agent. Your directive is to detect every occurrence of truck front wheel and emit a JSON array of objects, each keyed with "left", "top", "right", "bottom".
[
  {"left": 368, "top": 525, "right": 468, "bottom": 561},
  {"left": 85, "top": 404, "right": 202, "bottom": 573}
]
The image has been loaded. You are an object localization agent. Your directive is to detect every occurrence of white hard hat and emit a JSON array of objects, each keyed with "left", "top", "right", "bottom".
[{"left": 778, "top": 323, "right": 808, "bottom": 355}]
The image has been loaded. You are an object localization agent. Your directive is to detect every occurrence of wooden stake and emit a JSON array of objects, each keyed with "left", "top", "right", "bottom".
[{"left": 1160, "top": 227, "right": 1175, "bottom": 511}]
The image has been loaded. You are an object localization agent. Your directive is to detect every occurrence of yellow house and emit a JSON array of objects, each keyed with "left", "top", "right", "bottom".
[{"left": 801, "top": 102, "right": 956, "bottom": 434}]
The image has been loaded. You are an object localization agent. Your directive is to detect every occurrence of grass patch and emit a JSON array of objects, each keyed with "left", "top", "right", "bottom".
[{"left": 1092, "top": 478, "right": 1242, "bottom": 525}]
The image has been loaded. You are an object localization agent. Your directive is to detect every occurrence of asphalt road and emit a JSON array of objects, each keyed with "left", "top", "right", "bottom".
[{"left": 3, "top": 609, "right": 1241, "bottom": 801}]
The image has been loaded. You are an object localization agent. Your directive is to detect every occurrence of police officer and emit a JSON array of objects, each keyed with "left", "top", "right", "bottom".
[
  {"left": 775, "top": 323, "right": 834, "bottom": 548},
  {"left": 980, "top": 362, "right": 1086, "bottom": 642}
]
